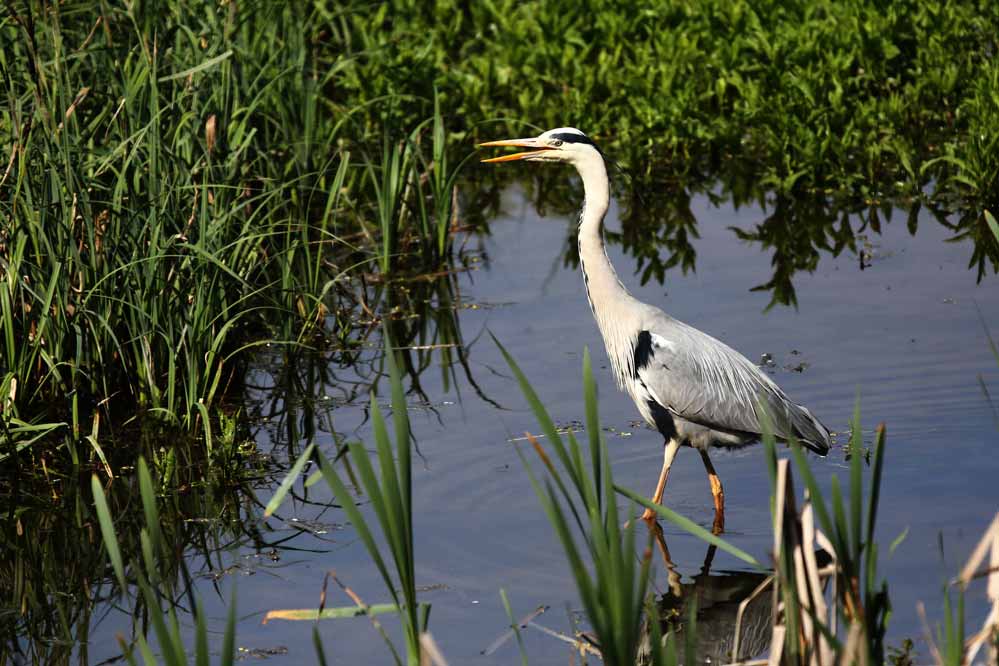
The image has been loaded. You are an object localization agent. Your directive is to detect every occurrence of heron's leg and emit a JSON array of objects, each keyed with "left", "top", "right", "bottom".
[
  {"left": 699, "top": 448, "right": 725, "bottom": 534},
  {"left": 641, "top": 438, "right": 681, "bottom": 522}
]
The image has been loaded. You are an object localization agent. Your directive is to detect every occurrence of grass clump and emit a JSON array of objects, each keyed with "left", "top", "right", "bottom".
[
  {"left": 0, "top": 2, "right": 467, "bottom": 457},
  {"left": 4, "top": 0, "right": 999, "bottom": 455},
  {"left": 498, "top": 342, "right": 656, "bottom": 666}
]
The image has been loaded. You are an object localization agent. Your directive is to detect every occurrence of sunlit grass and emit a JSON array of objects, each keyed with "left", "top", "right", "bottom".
[{"left": 0, "top": 2, "right": 469, "bottom": 460}]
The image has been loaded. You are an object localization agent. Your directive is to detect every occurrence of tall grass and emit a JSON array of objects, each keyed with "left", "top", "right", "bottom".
[
  {"left": 0, "top": 2, "right": 467, "bottom": 458},
  {"left": 5, "top": 0, "right": 998, "bottom": 459},
  {"left": 494, "top": 339, "right": 755, "bottom": 665}
]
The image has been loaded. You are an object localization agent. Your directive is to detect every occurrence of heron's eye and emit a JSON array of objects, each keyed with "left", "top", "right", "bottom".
[{"left": 552, "top": 140, "right": 563, "bottom": 147}]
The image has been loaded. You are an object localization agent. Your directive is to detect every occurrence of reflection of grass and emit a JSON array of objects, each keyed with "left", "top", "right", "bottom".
[
  {"left": 3, "top": 433, "right": 263, "bottom": 663},
  {"left": 91, "top": 458, "right": 238, "bottom": 665},
  {"left": 268, "top": 333, "right": 427, "bottom": 665}
]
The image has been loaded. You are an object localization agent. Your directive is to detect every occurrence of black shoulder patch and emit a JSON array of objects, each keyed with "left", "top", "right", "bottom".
[
  {"left": 633, "top": 330, "right": 654, "bottom": 377},
  {"left": 550, "top": 132, "right": 599, "bottom": 149}
]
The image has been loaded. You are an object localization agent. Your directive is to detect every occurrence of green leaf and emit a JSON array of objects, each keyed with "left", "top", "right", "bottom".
[
  {"left": 137, "top": 458, "right": 162, "bottom": 558},
  {"left": 615, "top": 484, "right": 762, "bottom": 569},
  {"left": 264, "top": 442, "right": 315, "bottom": 518},
  {"left": 221, "top": 586, "right": 237, "bottom": 666},
  {"left": 889, "top": 526, "right": 909, "bottom": 556},
  {"left": 91, "top": 474, "right": 127, "bottom": 592},
  {"left": 985, "top": 210, "right": 999, "bottom": 245},
  {"left": 157, "top": 49, "right": 234, "bottom": 82}
]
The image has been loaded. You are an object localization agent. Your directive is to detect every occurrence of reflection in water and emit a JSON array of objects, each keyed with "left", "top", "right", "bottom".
[
  {"left": 470, "top": 166, "right": 999, "bottom": 309},
  {"left": 639, "top": 526, "right": 774, "bottom": 665},
  {"left": 638, "top": 526, "right": 835, "bottom": 665},
  {"left": 247, "top": 267, "right": 501, "bottom": 459},
  {"left": 2, "top": 457, "right": 267, "bottom": 663}
]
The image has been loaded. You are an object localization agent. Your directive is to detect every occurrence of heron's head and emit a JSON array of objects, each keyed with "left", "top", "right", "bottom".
[{"left": 479, "top": 127, "right": 600, "bottom": 165}]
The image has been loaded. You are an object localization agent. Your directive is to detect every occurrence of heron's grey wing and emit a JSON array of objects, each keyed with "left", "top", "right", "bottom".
[{"left": 633, "top": 319, "right": 830, "bottom": 453}]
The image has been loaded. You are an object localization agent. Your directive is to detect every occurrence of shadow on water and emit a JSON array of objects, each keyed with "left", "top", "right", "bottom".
[
  {"left": 245, "top": 266, "right": 503, "bottom": 454},
  {"left": 0, "top": 447, "right": 287, "bottom": 664},
  {"left": 637, "top": 525, "right": 773, "bottom": 666}
]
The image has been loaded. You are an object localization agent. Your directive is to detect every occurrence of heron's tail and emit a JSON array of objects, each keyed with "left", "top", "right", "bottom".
[{"left": 789, "top": 404, "right": 832, "bottom": 455}]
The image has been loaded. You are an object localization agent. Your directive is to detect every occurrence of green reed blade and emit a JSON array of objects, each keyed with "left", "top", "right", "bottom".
[
  {"left": 135, "top": 575, "right": 185, "bottom": 666},
  {"left": 315, "top": 448, "right": 400, "bottom": 608},
  {"left": 493, "top": 334, "right": 587, "bottom": 528},
  {"left": 91, "top": 474, "right": 127, "bottom": 592},
  {"left": 615, "top": 485, "right": 763, "bottom": 568},
  {"left": 582, "top": 347, "right": 602, "bottom": 510},
  {"left": 313, "top": 625, "right": 329, "bottom": 666},
  {"left": 263, "top": 442, "right": 315, "bottom": 518},
  {"left": 221, "top": 586, "right": 237, "bottom": 666},
  {"left": 865, "top": 424, "right": 886, "bottom": 562},
  {"left": 137, "top": 458, "right": 162, "bottom": 558},
  {"left": 194, "top": 596, "right": 209, "bottom": 666},
  {"left": 985, "top": 210, "right": 999, "bottom": 245},
  {"left": 498, "top": 589, "right": 529, "bottom": 666},
  {"left": 369, "top": 397, "right": 406, "bottom": 560},
  {"left": 849, "top": 395, "right": 863, "bottom": 557}
]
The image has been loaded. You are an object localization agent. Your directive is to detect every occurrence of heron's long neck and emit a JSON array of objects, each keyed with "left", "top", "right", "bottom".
[{"left": 574, "top": 155, "right": 638, "bottom": 388}]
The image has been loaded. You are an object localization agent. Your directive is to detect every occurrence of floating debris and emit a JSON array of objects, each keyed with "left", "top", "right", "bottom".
[{"left": 237, "top": 645, "right": 289, "bottom": 660}]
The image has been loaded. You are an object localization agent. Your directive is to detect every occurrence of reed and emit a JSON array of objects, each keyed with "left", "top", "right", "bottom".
[
  {"left": 497, "top": 339, "right": 682, "bottom": 666},
  {"left": 0, "top": 2, "right": 468, "bottom": 459}
]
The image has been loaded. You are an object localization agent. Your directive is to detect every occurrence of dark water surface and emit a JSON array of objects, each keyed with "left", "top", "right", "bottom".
[{"left": 85, "top": 185, "right": 999, "bottom": 664}]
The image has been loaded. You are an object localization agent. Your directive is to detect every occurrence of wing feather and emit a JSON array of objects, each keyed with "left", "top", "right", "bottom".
[{"left": 633, "top": 314, "right": 830, "bottom": 454}]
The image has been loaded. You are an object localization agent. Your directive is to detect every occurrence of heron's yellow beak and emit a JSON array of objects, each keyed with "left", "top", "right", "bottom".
[{"left": 478, "top": 138, "right": 554, "bottom": 163}]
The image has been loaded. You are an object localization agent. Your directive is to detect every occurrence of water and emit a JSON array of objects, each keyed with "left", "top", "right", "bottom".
[{"left": 82, "top": 184, "right": 999, "bottom": 663}]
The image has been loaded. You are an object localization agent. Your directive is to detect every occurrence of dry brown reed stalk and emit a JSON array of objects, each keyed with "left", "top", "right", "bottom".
[
  {"left": 760, "top": 459, "right": 846, "bottom": 666},
  {"left": 957, "top": 513, "right": 999, "bottom": 666},
  {"left": 419, "top": 633, "right": 449, "bottom": 666}
]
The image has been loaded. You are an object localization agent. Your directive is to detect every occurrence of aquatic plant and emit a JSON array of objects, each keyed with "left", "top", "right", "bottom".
[
  {"left": 91, "top": 458, "right": 238, "bottom": 666},
  {"left": 496, "top": 339, "right": 749, "bottom": 665},
  {"left": 0, "top": 1, "right": 468, "bottom": 460},
  {"left": 266, "top": 336, "right": 427, "bottom": 665}
]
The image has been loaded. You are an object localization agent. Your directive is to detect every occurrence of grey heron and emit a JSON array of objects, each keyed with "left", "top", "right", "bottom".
[{"left": 481, "top": 127, "right": 831, "bottom": 531}]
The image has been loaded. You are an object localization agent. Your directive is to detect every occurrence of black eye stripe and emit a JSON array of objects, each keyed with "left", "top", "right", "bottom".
[{"left": 549, "top": 132, "right": 598, "bottom": 148}]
